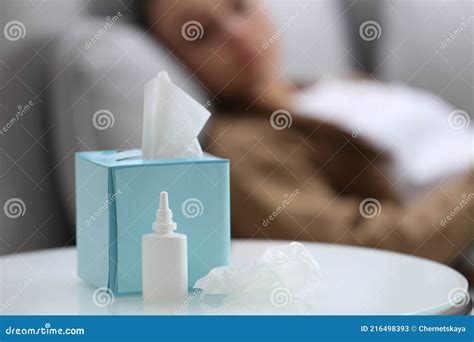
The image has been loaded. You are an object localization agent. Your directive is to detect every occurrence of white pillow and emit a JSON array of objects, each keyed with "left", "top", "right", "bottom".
[
  {"left": 264, "top": 0, "right": 353, "bottom": 81},
  {"left": 378, "top": 0, "right": 473, "bottom": 116}
]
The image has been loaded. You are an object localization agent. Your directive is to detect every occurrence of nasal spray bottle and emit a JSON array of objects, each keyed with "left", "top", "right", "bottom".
[{"left": 142, "top": 191, "right": 188, "bottom": 302}]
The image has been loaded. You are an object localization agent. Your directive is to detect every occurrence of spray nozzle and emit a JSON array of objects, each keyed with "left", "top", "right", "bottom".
[
  {"left": 153, "top": 191, "right": 177, "bottom": 234},
  {"left": 159, "top": 192, "right": 169, "bottom": 209}
]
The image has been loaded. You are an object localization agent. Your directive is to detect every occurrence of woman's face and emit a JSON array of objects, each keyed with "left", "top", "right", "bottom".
[{"left": 147, "top": 0, "right": 279, "bottom": 100}]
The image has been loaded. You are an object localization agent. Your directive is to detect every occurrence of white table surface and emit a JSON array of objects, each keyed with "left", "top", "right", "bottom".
[{"left": 0, "top": 240, "right": 471, "bottom": 315}]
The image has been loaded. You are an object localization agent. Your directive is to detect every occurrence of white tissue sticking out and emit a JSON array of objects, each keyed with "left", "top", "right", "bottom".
[
  {"left": 142, "top": 71, "right": 210, "bottom": 160},
  {"left": 193, "top": 242, "right": 322, "bottom": 312}
]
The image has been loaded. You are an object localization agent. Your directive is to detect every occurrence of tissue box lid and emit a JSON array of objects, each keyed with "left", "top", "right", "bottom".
[{"left": 76, "top": 149, "right": 228, "bottom": 168}]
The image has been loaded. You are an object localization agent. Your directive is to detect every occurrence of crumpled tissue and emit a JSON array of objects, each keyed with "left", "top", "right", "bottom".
[
  {"left": 141, "top": 71, "right": 210, "bottom": 159},
  {"left": 193, "top": 242, "right": 322, "bottom": 312}
]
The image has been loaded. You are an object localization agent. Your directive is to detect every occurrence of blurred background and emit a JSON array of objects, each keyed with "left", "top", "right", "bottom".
[{"left": 0, "top": 0, "right": 472, "bottom": 256}]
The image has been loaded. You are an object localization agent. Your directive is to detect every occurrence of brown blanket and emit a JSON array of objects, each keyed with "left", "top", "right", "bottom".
[{"left": 204, "top": 111, "right": 473, "bottom": 267}]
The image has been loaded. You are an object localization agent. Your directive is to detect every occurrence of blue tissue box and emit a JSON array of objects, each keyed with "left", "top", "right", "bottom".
[{"left": 75, "top": 149, "right": 230, "bottom": 294}]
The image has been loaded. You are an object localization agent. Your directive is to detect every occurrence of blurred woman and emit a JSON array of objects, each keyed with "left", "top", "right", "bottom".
[{"left": 139, "top": 0, "right": 473, "bottom": 267}]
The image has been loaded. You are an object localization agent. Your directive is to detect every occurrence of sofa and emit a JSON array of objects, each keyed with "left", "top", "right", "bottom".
[{"left": 0, "top": 0, "right": 472, "bottom": 255}]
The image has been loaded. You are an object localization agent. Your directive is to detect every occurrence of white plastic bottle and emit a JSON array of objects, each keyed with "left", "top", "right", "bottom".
[{"left": 142, "top": 191, "right": 188, "bottom": 302}]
